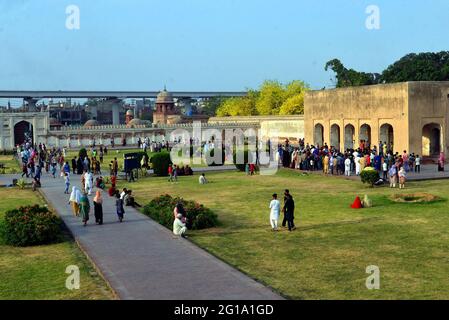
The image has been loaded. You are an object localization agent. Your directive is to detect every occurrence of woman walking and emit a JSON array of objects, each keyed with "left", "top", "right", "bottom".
[
  {"left": 69, "top": 186, "right": 81, "bottom": 217},
  {"left": 115, "top": 192, "right": 125, "bottom": 223},
  {"left": 93, "top": 190, "right": 104, "bottom": 225},
  {"left": 79, "top": 192, "right": 90, "bottom": 226}
]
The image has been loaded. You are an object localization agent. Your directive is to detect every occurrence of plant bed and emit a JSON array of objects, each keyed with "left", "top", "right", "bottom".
[
  {"left": 391, "top": 193, "right": 440, "bottom": 203},
  {"left": 2, "top": 205, "right": 63, "bottom": 247}
]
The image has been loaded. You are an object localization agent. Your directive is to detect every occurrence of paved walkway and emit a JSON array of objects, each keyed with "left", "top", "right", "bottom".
[{"left": 36, "top": 174, "right": 282, "bottom": 300}]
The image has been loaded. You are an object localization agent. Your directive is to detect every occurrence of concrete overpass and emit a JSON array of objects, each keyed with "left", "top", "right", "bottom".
[
  {"left": 0, "top": 90, "right": 247, "bottom": 125},
  {"left": 0, "top": 91, "right": 247, "bottom": 99}
]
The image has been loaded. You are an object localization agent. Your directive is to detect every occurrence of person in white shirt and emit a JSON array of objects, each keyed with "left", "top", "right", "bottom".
[
  {"left": 173, "top": 213, "right": 187, "bottom": 238},
  {"left": 344, "top": 157, "right": 351, "bottom": 176},
  {"left": 382, "top": 161, "right": 388, "bottom": 181},
  {"left": 269, "top": 193, "right": 281, "bottom": 231},
  {"left": 355, "top": 156, "right": 361, "bottom": 176},
  {"left": 199, "top": 173, "right": 208, "bottom": 185}
]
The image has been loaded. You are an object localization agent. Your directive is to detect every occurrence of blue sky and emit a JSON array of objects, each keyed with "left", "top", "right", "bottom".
[{"left": 0, "top": 0, "right": 449, "bottom": 92}]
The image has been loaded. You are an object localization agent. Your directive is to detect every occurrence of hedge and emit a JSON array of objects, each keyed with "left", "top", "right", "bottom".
[
  {"left": 2, "top": 205, "right": 63, "bottom": 247},
  {"left": 360, "top": 167, "right": 380, "bottom": 187},
  {"left": 143, "top": 195, "right": 218, "bottom": 230},
  {"left": 150, "top": 152, "right": 172, "bottom": 176}
]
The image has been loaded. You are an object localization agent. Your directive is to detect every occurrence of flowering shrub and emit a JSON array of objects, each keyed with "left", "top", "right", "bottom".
[
  {"left": 143, "top": 195, "right": 218, "bottom": 230},
  {"left": 3, "top": 205, "right": 63, "bottom": 247},
  {"left": 150, "top": 152, "right": 172, "bottom": 176},
  {"left": 360, "top": 167, "right": 380, "bottom": 187}
]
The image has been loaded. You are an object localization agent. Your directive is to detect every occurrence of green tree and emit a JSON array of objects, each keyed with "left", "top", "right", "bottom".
[
  {"left": 381, "top": 51, "right": 449, "bottom": 83},
  {"left": 325, "top": 59, "right": 380, "bottom": 88},
  {"left": 255, "top": 80, "right": 285, "bottom": 115},
  {"left": 279, "top": 93, "right": 305, "bottom": 115},
  {"left": 202, "top": 96, "right": 228, "bottom": 116}
]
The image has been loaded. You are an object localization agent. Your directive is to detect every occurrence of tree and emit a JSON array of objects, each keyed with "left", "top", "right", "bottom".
[
  {"left": 201, "top": 96, "right": 228, "bottom": 116},
  {"left": 381, "top": 51, "right": 449, "bottom": 83},
  {"left": 325, "top": 59, "right": 381, "bottom": 88},
  {"left": 279, "top": 93, "right": 305, "bottom": 115},
  {"left": 216, "top": 90, "right": 258, "bottom": 116},
  {"left": 255, "top": 80, "right": 285, "bottom": 115}
]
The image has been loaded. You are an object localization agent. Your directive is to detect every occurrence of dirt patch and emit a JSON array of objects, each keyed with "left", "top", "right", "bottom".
[{"left": 391, "top": 193, "right": 439, "bottom": 203}]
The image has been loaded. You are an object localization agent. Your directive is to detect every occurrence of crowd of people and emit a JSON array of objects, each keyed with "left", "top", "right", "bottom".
[{"left": 274, "top": 138, "right": 446, "bottom": 188}]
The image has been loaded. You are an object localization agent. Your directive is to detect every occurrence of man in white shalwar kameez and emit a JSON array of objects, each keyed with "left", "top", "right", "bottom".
[
  {"left": 355, "top": 156, "right": 361, "bottom": 176},
  {"left": 269, "top": 194, "right": 281, "bottom": 231}
]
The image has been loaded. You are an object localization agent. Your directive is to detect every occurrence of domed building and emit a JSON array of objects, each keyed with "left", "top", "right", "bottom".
[
  {"left": 125, "top": 109, "right": 134, "bottom": 125},
  {"left": 83, "top": 119, "right": 100, "bottom": 128},
  {"left": 153, "top": 88, "right": 179, "bottom": 125}
]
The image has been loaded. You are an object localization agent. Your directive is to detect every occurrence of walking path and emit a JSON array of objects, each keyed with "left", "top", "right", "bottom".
[{"left": 37, "top": 175, "right": 282, "bottom": 300}]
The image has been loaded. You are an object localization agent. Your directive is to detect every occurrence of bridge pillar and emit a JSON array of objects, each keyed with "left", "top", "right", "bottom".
[{"left": 112, "top": 102, "right": 120, "bottom": 125}]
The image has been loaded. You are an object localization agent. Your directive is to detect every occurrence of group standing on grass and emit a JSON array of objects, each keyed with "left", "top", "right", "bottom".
[{"left": 269, "top": 190, "right": 296, "bottom": 232}]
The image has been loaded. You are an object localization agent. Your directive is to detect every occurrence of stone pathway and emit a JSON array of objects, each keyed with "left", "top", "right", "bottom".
[{"left": 36, "top": 174, "right": 282, "bottom": 300}]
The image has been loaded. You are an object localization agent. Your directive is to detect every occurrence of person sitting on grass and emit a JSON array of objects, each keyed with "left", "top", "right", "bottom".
[
  {"left": 199, "top": 173, "right": 208, "bottom": 185},
  {"left": 173, "top": 213, "right": 187, "bottom": 238},
  {"left": 173, "top": 202, "right": 187, "bottom": 224},
  {"left": 124, "top": 190, "right": 142, "bottom": 208}
]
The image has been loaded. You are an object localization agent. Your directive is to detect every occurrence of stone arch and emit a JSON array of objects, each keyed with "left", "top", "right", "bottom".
[
  {"left": 380, "top": 124, "right": 394, "bottom": 153},
  {"left": 422, "top": 123, "right": 442, "bottom": 157},
  {"left": 14, "top": 120, "right": 33, "bottom": 146},
  {"left": 330, "top": 124, "right": 341, "bottom": 151},
  {"left": 359, "top": 124, "right": 372, "bottom": 149},
  {"left": 344, "top": 124, "right": 355, "bottom": 150},
  {"left": 314, "top": 123, "right": 324, "bottom": 147}
]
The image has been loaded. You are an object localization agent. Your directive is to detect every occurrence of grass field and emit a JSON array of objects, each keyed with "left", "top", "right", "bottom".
[
  {"left": 0, "top": 188, "right": 113, "bottom": 300},
  {"left": 0, "top": 155, "right": 20, "bottom": 174},
  {"left": 119, "top": 169, "right": 449, "bottom": 300}
]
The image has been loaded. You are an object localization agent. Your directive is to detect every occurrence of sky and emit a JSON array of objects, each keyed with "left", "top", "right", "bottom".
[{"left": 1, "top": 0, "right": 449, "bottom": 93}]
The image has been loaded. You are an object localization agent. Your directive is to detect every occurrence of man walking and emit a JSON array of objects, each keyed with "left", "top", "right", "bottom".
[{"left": 282, "top": 189, "right": 296, "bottom": 230}]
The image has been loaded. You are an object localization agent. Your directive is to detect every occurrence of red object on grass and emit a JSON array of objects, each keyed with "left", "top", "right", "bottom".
[{"left": 351, "top": 196, "right": 363, "bottom": 209}]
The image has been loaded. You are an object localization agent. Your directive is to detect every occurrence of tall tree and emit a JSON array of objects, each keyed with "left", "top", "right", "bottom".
[
  {"left": 325, "top": 59, "right": 380, "bottom": 88},
  {"left": 381, "top": 51, "right": 449, "bottom": 83}
]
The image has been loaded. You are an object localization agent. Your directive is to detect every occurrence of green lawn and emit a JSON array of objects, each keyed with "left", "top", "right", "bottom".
[
  {"left": 0, "top": 155, "right": 21, "bottom": 174},
  {"left": 0, "top": 188, "right": 113, "bottom": 300},
  {"left": 120, "top": 169, "right": 449, "bottom": 300}
]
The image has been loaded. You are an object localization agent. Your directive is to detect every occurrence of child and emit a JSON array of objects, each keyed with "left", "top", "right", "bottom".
[
  {"left": 245, "top": 163, "right": 249, "bottom": 175},
  {"left": 398, "top": 167, "right": 407, "bottom": 189},
  {"left": 415, "top": 155, "right": 421, "bottom": 173},
  {"left": 64, "top": 172, "right": 70, "bottom": 194}
]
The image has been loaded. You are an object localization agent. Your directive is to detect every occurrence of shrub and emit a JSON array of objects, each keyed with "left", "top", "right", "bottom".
[
  {"left": 79, "top": 148, "right": 87, "bottom": 159},
  {"left": 143, "top": 195, "right": 218, "bottom": 230},
  {"left": 360, "top": 167, "right": 380, "bottom": 187},
  {"left": 17, "top": 178, "right": 26, "bottom": 189},
  {"left": 150, "top": 152, "right": 172, "bottom": 176},
  {"left": 2, "top": 205, "right": 63, "bottom": 247}
]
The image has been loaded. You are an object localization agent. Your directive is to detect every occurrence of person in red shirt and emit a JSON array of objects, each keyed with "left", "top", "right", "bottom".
[{"left": 168, "top": 164, "right": 174, "bottom": 182}]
